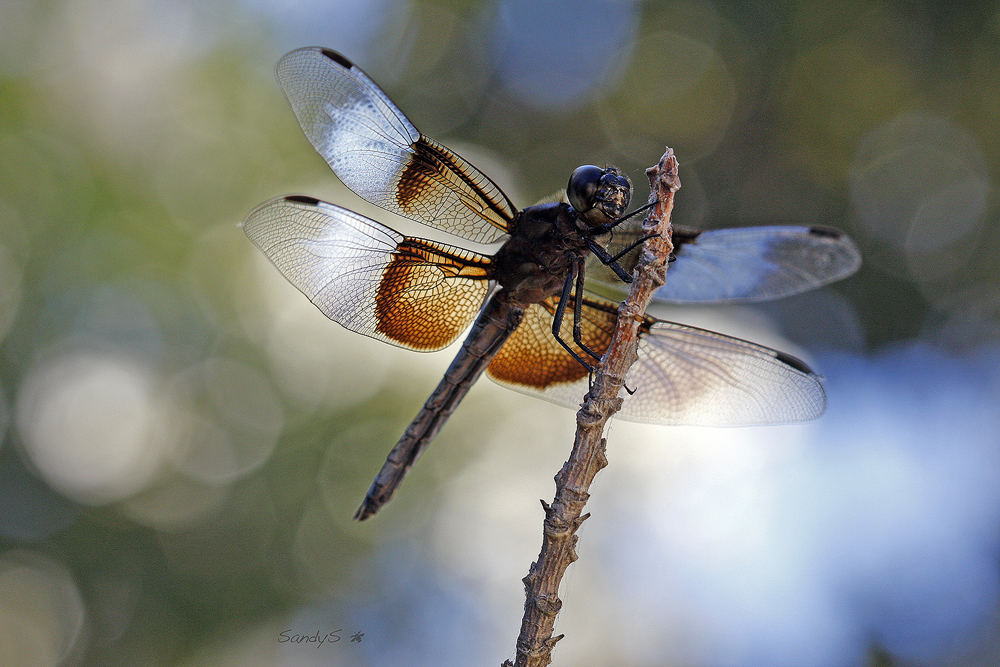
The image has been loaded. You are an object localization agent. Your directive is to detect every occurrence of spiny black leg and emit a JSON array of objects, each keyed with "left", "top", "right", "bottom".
[
  {"left": 551, "top": 268, "right": 595, "bottom": 373},
  {"left": 606, "top": 233, "right": 660, "bottom": 263},
  {"left": 588, "top": 201, "right": 658, "bottom": 235},
  {"left": 571, "top": 259, "right": 602, "bottom": 362},
  {"left": 618, "top": 200, "right": 658, "bottom": 225},
  {"left": 586, "top": 232, "right": 661, "bottom": 282},
  {"left": 587, "top": 238, "right": 633, "bottom": 283}
]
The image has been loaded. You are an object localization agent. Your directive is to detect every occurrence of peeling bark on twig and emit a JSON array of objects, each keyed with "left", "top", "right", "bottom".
[{"left": 504, "top": 149, "right": 680, "bottom": 667}]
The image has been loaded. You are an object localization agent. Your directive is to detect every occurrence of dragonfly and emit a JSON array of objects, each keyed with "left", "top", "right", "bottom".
[{"left": 243, "top": 47, "right": 861, "bottom": 520}]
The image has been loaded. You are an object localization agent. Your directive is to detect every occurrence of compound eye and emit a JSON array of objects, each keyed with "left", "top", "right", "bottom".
[{"left": 566, "top": 165, "right": 603, "bottom": 213}]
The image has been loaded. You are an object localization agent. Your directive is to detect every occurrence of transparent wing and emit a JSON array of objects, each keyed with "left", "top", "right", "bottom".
[
  {"left": 488, "top": 293, "right": 826, "bottom": 426},
  {"left": 588, "top": 224, "right": 861, "bottom": 303},
  {"left": 619, "top": 320, "right": 826, "bottom": 425},
  {"left": 243, "top": 195, "right": 492, "bottom": 352},
  {"left": 276, "top": 47, "right": 517, "bottom": 244}
]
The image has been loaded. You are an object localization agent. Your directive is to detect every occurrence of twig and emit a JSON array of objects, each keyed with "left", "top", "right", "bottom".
[{"left": 504, "top": 149, "right": 680, "bottom": 667}]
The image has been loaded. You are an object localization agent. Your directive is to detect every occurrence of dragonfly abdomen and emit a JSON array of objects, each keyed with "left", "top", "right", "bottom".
[{"left": 354, "top": 294, "right": 525, "bottom": 520}]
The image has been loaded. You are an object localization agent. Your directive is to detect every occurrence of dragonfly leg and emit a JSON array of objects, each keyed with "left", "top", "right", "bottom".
[
  {"left": 551, "top": 266, "right": 599, "bottom": 370},
  {"left": 587, "top": 238, "right": 633, "bottom": 283}
]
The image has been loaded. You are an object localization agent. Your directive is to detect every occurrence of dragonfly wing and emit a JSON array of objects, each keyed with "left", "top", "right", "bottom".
[
  {"left": 243, "top": 195, "right": 493, "bottom": 352},
  {"left": 655, "top": 225, "right": 861, "bottom": 303},
  {"left": 487, "top": 292, "right": 826, "bottom": 425},
  {"left": 276, "top": 47, "right": 517, "bottom": 244},
  {"left": 587, "top": 224, "right": 860, "bottom": 303},
  {"left": 618, "top": 320, "right": 826, "bottom": 425}
]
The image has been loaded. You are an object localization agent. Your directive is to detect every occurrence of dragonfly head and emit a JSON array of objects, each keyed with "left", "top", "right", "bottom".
[{"left": 566, "top": 165, "right": 632, "bottom": 228}]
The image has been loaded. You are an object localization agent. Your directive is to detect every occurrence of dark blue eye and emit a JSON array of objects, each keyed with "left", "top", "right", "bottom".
[{"left": 566, "top": 165, "right": 604, "bottom": 213}]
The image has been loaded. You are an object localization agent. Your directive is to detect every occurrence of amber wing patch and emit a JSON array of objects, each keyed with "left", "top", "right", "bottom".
[
  {"left": 487, "top": 294, "right": 619, "bottom": 390},
  {"left": 393, "top": 137, "right": 517, "bottom": 243},
  {"left": 375, "top": 239, "right": 491, "bottom": 351}
]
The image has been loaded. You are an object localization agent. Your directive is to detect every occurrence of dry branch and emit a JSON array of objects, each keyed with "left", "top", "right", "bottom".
[{"left": 504, "top": 149, "right": 680, "bottom": 667}]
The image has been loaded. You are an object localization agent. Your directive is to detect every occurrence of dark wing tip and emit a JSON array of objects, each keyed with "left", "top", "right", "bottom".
[
  {"left": 319, "top": 48, "right": 353, "bottom": 70},
  {"left": 809, "top": 225, "right": 863, "bottom": 275},
  {"left": 775, "top": 350, "right": 816, "bottom": 375},
  {"left": 807, "top": 225, "right": 847, "bottom": 240},
  {"left": 285, "top": 194, "right": 321, "bottom": 206}
]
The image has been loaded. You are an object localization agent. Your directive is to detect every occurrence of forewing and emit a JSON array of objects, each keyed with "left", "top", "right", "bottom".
[
  {"left": 243, "top": 195, "right": 492, "bottom": 352},
  {"left": 588, "top": 224, "right": 861, "bottom": 303},
  {"left": 655, "top": 225, "right": 861, "bottom": 302},
  {"left": 487, "top": 292, "right": 826, "bottom": 425},
  {"left": 276, "top": 47, "right": 517, "bottom": 244}
]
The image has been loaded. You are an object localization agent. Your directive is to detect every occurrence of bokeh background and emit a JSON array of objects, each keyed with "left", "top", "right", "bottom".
[{"left": 3, "top": 0, "right": 1000, "bottom": 665}]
